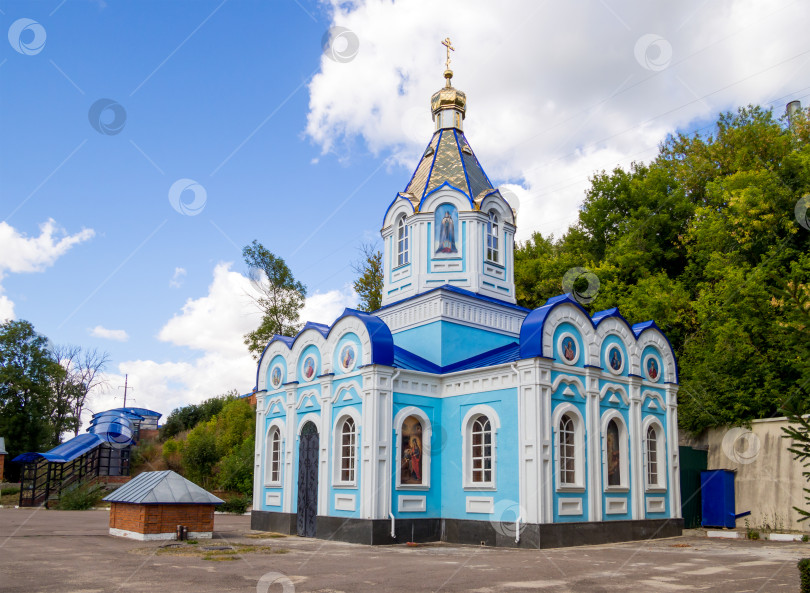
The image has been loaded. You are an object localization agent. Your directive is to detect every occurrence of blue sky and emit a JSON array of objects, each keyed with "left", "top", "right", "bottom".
[{"left": 2, "top": 0, "right": 808, "bottom": 420}]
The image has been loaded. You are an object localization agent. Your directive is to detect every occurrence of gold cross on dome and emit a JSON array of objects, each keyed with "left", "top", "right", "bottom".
[{"left": 442, "top": 37, "right": 454, "bottom": 70}]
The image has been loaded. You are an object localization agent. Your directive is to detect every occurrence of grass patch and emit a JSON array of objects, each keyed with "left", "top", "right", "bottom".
[
  {"left": 57, "top": 483, "right": 105, "bottom": 510},
  {"left": 1, "top": 486, "right": 20, "bottom": 496},
  {"left": 133, "top": 542, "right": 286, "bottom": 560}
]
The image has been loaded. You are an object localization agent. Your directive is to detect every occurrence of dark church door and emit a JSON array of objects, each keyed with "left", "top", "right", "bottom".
[{"left": 297, "top": 422, "right": 319, "bottom": 537}]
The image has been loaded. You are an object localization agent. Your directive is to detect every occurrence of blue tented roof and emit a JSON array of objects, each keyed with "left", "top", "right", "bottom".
[
  {"left": 13, "top": 433, "right": 104, "bottom": 464},
  {"left": 105, "top": 407, "right": 162, "bottom": 419},
  {"left": 103, "top": 470, "right": 223, "bottom": 505},
  {"left": 392, "top": 342, "right": 520, "bottom": 374}
]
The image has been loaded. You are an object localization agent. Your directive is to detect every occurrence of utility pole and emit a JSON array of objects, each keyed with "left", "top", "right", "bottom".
[{"left": 118, "top": 374, "right": 134, "bottom": 408}]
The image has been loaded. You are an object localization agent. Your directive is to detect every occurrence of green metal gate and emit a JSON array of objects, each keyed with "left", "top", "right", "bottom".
[{"left": 679, "top": 446, "right": 708, "bottom": 529}]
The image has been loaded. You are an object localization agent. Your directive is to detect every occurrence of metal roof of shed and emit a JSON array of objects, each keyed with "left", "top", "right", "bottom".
[
  {"left": 0, "top": 437, "right": 6, "bottom": 455},
  {"left": 103, "top": 470, "right": 223, "bottom": 505}
]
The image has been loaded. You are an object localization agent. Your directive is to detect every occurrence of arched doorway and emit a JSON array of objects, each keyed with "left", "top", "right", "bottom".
[{"left": 297, "top": 421, "right": 319, "bottom": 537}]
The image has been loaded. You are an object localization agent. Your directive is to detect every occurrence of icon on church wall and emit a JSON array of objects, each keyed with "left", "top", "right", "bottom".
[
  {"left": 401, "top": 415, "right": 424, "bottom": 485},
  {"left": 339, "top": 344, "right": 356, "bottom": 372},
  {"left": 270, "top": 366, "right": 282, "bottom": 389},
  {"left": 607, "top": 345, "right": 623, "bottom": 374},
  {"left": 644, "top": 355, "right": 660, "bottom": 382},
  {"left": 434, "top": 204, "right": 458, "bottom": 255},
  {"left": 558, "top": 333, "right": 578, "bottom": 365},
  {"left": 302, "top": 356, "right": 316, "bottom": 381}
]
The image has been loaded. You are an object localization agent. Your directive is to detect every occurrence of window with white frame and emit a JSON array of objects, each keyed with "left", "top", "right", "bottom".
[
  {"left": 339, "top": 417, "right": 357, "bottom": 484},
  {"left": 645, "top": 424, "right": 660, "bottom": 488},
  {"left": 605, "top": 418, "right": 623, "bottom": 487},
  {"left": 470, "top": 415, "right": 493, "bottom": 485},
  {"left": 265, "top": 426, "right": 282, "bottom": 485},
  {"left": 486, "top": 211, "right": 499, "bottom": 263},
  {"left": 559, "top": 414, "right": 577, "bottom": 485},
  {"left": 396, "top": 217, "right": 409, "bottom": 266}
]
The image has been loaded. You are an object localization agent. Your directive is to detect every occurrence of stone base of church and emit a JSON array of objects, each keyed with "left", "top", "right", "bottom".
[{"left": 250, "top": 510, "right": 683, "bottom": 548}]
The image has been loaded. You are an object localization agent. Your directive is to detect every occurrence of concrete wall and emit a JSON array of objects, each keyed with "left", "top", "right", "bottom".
[{"left": 705, "top": 417, "right": 808, "bottom": 533}]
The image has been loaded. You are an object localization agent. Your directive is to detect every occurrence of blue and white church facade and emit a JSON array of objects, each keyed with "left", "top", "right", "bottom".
[{"left": 250, "top": 66, "right": 683, "bottom": 547}]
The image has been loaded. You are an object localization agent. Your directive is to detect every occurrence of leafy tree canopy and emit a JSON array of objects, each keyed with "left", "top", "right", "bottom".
[
  {"left": 514, "top": 105, "right": 810, "bottom": 434},
  {"left": 242, "top": 240, "right": 306, "bottom": 358}
]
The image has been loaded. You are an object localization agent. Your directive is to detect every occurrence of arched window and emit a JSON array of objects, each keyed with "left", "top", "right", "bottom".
[
  {"left": 559, "top": 414, "right": 576, "bottom": 485},
  {"left": 397, "top": 217, "right": 409, "bottom": 266},
  {"left": 470, "top": 416, "right": 493, "bottom": 484},
  {"left": 486, "top": 211, "right": 499, "bottom": 263},
  {"left": 265, "top": 426, "right": 282, "bottom": 485},
  {"left": 606, "top": 419, "right": 621, "bottom": 487},
  {"left": 339, "top": 417, "right": 356, "bottom": 483},
  {"left": 646, "top": 424, "right": 661, "bottom": 488},
  {"left": 400, "top": 415, "right": 424, "bottom": 485}
]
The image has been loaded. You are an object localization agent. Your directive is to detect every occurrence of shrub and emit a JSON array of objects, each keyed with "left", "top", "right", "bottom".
[
  {"left": 219, "top": 495, "right": 250, "bottom": 514},
  {"left": 0, "top": 486, "right": 20, "bottom": 496},
  {"left": 58, "top": 483, "right": 105, "bottom": 510},
  {"left": 799, "top": 558, "right": 810, "bottom": 593}
]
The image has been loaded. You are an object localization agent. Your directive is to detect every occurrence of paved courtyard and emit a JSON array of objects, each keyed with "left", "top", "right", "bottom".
[{"left": 0, "top": 508, "right": 804, "bottom": 592}]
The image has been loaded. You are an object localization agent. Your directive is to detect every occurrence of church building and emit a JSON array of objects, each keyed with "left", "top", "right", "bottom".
[{"left": 250, "top": 47, "right": 682, "bottom": 547}]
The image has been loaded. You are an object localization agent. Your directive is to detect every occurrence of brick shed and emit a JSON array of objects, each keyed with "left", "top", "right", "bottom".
[{"left": 103, "top": 470, "right": 223, "bottom": 541}]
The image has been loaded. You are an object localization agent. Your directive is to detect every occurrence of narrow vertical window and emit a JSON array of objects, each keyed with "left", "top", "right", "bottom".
[
  {"left": 646, "top": 424, "right": 658, "bottom": 487},
  {"left": 559, "top": 414, "right": 576, "bottom": 485},
  {"left": 340, "top": 418, "right": 356, "bottom": 483},
  {"left": 471, "top": 416, "right": 492, "bottom": 483},
  {"left": 606, "top": 419, "right": 621, "bottom": 486},
  {"left": 486, "top": 211, "right": 499, "bottom": 263},
  {"left": 267, "top": 427, "right": 281, "bottom": 484},
  {"left": 397, "top": 218, "right": 409, "bottom": 266}
]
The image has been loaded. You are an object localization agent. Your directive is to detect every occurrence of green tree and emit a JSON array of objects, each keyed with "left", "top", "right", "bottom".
[
  {"left": 0, "top": 320, "right": 59, "bottom": 471},
  {"left": 514, "top": 104, "right": 810, "bottom": 434},
  {"left": 352, "top": 242, "right": 383, "bottom": 312},
  {"left": 243, "top": 240, "right": 306, "bottom": 358}
]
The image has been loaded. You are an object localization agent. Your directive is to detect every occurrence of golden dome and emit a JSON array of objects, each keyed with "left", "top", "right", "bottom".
[{"left": 430, "top": 69, "right": 466, "bottom": 118}]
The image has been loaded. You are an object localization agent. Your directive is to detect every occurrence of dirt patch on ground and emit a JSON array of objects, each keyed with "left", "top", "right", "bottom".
[{"left": 130, "top": 541, "right": 290, "bottom": 561}]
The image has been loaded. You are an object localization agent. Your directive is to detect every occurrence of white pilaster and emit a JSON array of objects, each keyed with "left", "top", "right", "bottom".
[
  {"left": 667, "top": 385, "right": 681, "bottom": 519},
  {"left": 516, "top": 359, "right": 539, "bottom": 524},
  {"left": 318, "top": 377, "right": 333, "bottom": 517},
  {"left": 283, "top": 387, "right": 297, "bottom": 514},
  {"left": 586, "top": 369, "right": 602, "bottom": 521},
  {"left": 628, "top": 376, "right": 643, "bottom": 519},
  {"left": 253, "top": 394, "right": 265, "bottom": 509}
]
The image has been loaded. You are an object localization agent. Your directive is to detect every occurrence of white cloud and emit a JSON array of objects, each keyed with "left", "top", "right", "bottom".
[
  {"left": 169, "top": 267, "right": 186, "bottom": 289},
  {"left": 308, "top": 0, "right": 810, "bottom": 240},
  {"left": 89, "top": 325, "right": 129, "bottom": 342},
  {"left": 0, "top": 219, "right": 95, "bottom": 320},
  {"left": 301, "top": 285, "right": 359, "bottom": 325},
  {"left": 84, "top": 265, "right": 360, "bottom": 419}
]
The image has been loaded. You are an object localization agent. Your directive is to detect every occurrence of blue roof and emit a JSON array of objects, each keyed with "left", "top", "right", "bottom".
[
  {"left": 105, "top": 407, "right": 162, "bottom": 419},
  {"left": 255, "top": 308, "right": 395, "bottom": 390},
  {"left": 393, "top": 342, "right": 520, "bottom": 374},
  {"left": 13, "top": 433, "right": 104, "bottom": 464}
]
